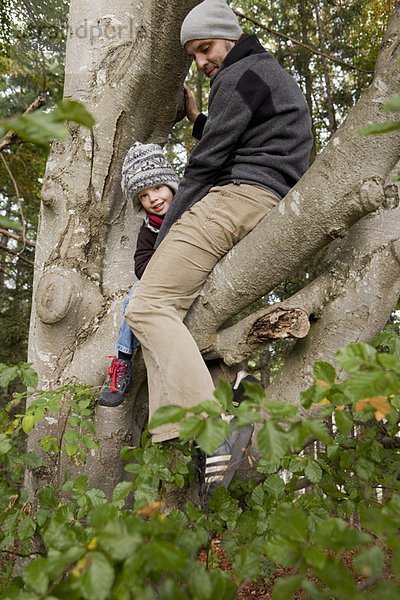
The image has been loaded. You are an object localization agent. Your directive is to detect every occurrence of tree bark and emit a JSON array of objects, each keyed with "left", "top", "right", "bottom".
[{"left": 27, "top": 0, "right": 198, "bottom": 495}]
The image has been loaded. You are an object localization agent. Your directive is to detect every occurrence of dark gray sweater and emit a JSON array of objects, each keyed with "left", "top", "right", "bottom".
[{"left": 156, "top": 34, "right": 313, "bottom": 246}]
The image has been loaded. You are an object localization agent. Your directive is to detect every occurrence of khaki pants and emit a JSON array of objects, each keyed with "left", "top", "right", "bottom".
[{"left": 125, "top": 184, "right": 278, "bottom": 442}]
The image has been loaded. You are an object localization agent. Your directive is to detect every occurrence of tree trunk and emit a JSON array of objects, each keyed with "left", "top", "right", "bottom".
[{"left": 27, "top": 0, "right": 198, "bottom": 495}]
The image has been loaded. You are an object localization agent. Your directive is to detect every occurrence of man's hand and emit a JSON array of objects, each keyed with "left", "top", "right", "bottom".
[{"left": 184, "top": 84, "right": 200, "bottom": 123}]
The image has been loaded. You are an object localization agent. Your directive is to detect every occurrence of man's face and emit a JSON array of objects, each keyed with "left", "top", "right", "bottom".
[{"left": 185, "top": 39, "right": 235, "bottom": 78}]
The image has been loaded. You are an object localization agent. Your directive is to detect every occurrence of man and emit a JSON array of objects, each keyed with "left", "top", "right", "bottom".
[{"left": 126, "top": 0, "right": 313, "bottom": 502}]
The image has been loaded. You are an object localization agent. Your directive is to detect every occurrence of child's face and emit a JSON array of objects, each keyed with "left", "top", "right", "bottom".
[{"left": 137, "top": 184, "right": 174, "bottom": 216}]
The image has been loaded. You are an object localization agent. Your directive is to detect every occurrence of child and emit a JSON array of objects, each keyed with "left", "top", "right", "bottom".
[{"left": 98, "top": 143, "right": 178, "bottom": 407}]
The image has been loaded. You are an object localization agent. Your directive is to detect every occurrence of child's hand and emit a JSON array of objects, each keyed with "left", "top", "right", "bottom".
[{"left": 184, "top": 84, "right": 200, "bottom": 123}]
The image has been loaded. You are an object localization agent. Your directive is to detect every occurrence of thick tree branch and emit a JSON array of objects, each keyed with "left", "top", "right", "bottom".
[{"left": 208, "top": 268, "right": 337, "bottom": 363}]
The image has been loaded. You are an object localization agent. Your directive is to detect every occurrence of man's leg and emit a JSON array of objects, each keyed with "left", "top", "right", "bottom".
[{"left": 125, "top": 184, "right": 278, "bottom": 442}]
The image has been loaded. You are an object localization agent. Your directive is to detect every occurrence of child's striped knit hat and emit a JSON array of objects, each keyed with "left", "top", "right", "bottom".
[{"left": 121, "top": 143, "right": 178, "bottom": 206}]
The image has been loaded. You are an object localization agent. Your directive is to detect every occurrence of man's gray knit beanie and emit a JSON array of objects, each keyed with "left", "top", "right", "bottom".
[
  {"left": 121, "top": 143, "right": 178, "bottom": 207},
  {"left": 180, "top": 0, "right": 243, "bottom": 48}
]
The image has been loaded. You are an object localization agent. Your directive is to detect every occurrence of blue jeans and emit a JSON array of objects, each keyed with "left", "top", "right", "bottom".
[{"left": 116, "top": 283, "right": 141, "bottom": 355}]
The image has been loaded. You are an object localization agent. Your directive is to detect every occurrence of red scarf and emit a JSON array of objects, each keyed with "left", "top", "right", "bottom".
[{"left": 146, "top": 212, "right": 164, "bottom": 230}]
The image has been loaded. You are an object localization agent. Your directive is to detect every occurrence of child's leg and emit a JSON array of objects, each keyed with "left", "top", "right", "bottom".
[
  {"left": 98, "top": 284, "right": 139, "bottom": 407},
  {"left": 116, "top": 283, "right": 141, "bottom": 357}
]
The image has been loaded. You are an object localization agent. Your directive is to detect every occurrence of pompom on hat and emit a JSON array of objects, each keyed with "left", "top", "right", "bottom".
[
  {"left": 180, "top": 0, "right": 243, "bottom": 48},
  {"left": 121, "top": 143, "right": 178, "bottom": 210}
]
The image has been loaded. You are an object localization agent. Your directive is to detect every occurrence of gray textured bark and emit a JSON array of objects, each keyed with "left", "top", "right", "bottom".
[{"left": 27, "top": 2, "right": 400, "bottom": 497}]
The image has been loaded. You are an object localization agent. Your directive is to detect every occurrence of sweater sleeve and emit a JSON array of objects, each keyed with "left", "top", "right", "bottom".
[
  {"left": 134, "top": 224, "right": 157, "bottom": 280},
  {"left": 192, "top": 113, "right": 207, "bottom": 140},
  {"left": 156, "top": 75, "right": 254, "bottom": 247}
]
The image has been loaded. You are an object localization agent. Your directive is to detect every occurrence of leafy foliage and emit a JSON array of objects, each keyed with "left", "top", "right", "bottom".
[
  {"left": 2, "top": 335, "right": 400, "bottom": 597},
  {"left": 0, "top": 99, "right": 95, "bottom": 147},
  {"left": 0, "top": 0, "right": 69, "bottom": 373}
]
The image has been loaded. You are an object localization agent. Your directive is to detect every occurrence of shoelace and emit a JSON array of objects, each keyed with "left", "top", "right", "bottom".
[{"left": 107, "top": 356, "right": 127, "bottom": 392}]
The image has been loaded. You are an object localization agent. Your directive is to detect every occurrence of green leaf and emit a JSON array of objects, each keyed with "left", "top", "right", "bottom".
[
  {"left": 241, "top": 379, "right": 266, "bottom": 404},
  {"left": 334, "top": 409, "right": 353, "bottom": 435},
  {"left": 335, "top": 343, "right": 377, "bottom": 371},
  {"left": 371, "top": 581, "right": 400, "bottom": 599},
  {"left": 98, "top": 520, "right": 141, "bottom": 562},
  {"left": 304, "top": 420, "right": 331, "bottom": 444},
  {"left": 111, "top": 481, "right": 133, "bottom": 504},
  {"left": 313, "top": 361, "right": 336, "bottom": 386},
  {"left": 18, "top": 515, "right": 36, "bottom": 539},
  {"left": 303, "top": 546, "right": 327, "bottom": 570},
  {"left": 144, "top": 541, "right": 187, "bottom": 574},
  {"left": 213, "top": 379, "right": 233, "bottom": 410},
  {"left": 149, "top": 405, "right": 187, "bottom": 429},
  {"left": 359, "top": 120, "right": 400, "bottom": 135},
  {"left": 208, "top": 570, "right": 237, "bottom": 600},
  {"left": 3, "top": 111, "right": 68, "bottom": 146},
  {"left": 188, "top": 566, "right": 213, "bottom": 600},
  {"left": 193, "top": 399, "right": 223, "bottom": 416},
  {"left": 0, "top": 365, "right": 19, "bottom": 387},
  {"left": 194, "top": 417, "right": 230, "bottom": 455},
  {"left": 178, "top": 416, "right": 204, "bottom": 440},
  {"left": 373, "top": 330, "right": 400, "bottom": 358},
  {"left": 300, "top": 383, "right": 329, "bottom": 408},
  {"left": 0, "top": 215, "right": 23, "bottom": 232},
  {"left": 23, "top": 557, "right": 49, "bottom": 594},
  {"left": 305, "top": 459, "right": 322, "bottom": 483},
  {"left": 0, "top": 100, "right": 95, "bottom": 147},
  {"left": 383, "top": 95, "right": 400, "bottom": 113},
  {"left": 343, "top": 370, "right": 390, "bottom": 401},
  {"left": 264, "top": 474, "right": 285, "bottom": 499},
  {"left": 266, "top": 537, "right": 301, "bottom": 567},
  {"left": 54, "top": 99, "right": 95, "bottom": 128},
  {"left": 353, "top": 546, "right": 385, "bottom": 578},
  {"left": 22, "top": 414, "right": 35, "bottom": 434},
  {"left": 79, "top": 552, "right": 115, "bottom": 600},
  {"left": 257, "top": 421, "right": 287, "bottom": 464},
  {"left": 84, "top": 488, "right": 107, "bottom": 508},
  {"left": 314, "top": 517, "right": 371, "bottom": 553},
  {"left": 272, "top": 505, "right": 308, "bottom": 542},
  {"left": 0, "top": 434, "right": 12, "bottom": 455},
  {"left": 355, "top": 457, "right": 375, "bottom": 481},
  {"left": 272, "top": 575, "right": 303, "bottom": 600},
  {"left": 313, "top": 556, "right": 362, "bottom": 598},
  {"left": 18, "top": 364, "right": 38, "bottom": 389},
  {"left": 232, "top": 545, "right": 265, "bottom": 581},
  {"left": 263, "top": 399, "right": 298, "bottom": 419}
]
